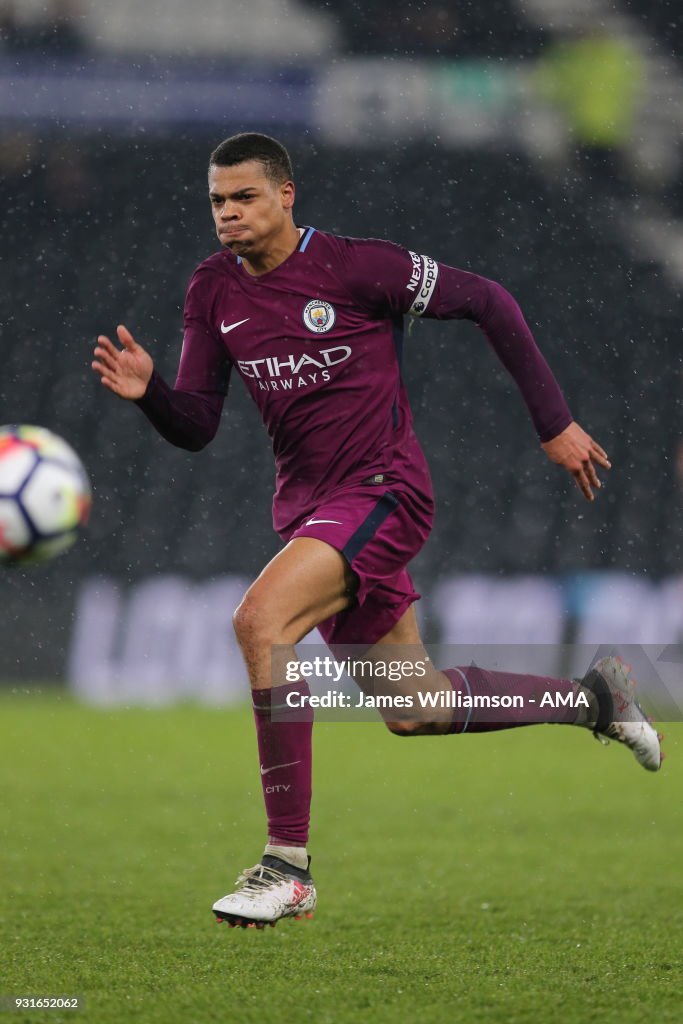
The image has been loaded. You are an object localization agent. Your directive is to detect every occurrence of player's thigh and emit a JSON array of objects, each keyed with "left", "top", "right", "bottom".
[
  {"left": 347, "top": 604, "right": 430, "bottom": 692},
  {"left": 234, "top": 536, "right": 357, "bottom": 645},
  {"left": 366, "top": 604, "right": 437, "bottom": 685},
  {"left": 352, "top": 605, "right": 451, "bottom": 731},
  {"left": 371, "top": 604, "right": 423, "bottom": 647}
]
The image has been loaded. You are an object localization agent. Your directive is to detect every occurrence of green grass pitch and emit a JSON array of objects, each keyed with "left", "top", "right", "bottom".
[{"left": 1, "top": 691, "right": 682, "bottom": 1024}]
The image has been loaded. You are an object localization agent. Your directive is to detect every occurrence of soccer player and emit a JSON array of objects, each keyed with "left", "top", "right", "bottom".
[{"left": 92, "top": 133, "right": 662, "bottom": 929}]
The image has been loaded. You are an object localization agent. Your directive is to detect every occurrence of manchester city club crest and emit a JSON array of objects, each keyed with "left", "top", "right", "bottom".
[{"left": 303, "top": 299, "right": 336, "bottom": 334}]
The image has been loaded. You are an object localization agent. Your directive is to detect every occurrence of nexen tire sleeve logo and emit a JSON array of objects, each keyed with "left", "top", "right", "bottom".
[{"left": 406, "top": 252, "right": 439, "bottom": 317}]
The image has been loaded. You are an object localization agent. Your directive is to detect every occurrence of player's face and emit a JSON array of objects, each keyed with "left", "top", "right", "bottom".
[{"left": 208, "top": 161, "right": 295, "bottom": 257}]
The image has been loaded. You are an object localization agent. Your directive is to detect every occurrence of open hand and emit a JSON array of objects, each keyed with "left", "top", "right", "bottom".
[
  {"left": 92, "top": 325, "right": 153, "bottom": 401},
  {"left": 541, "top": 422, "right": 611, "bottom": 502}
]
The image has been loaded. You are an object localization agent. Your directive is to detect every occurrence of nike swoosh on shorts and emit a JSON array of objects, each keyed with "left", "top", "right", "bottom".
[
  {"left": 220, "top": 318, "right": 250, "bottom": 334},
  {"left": 305, "top": 518, "right": 342, "bottom": 526}
]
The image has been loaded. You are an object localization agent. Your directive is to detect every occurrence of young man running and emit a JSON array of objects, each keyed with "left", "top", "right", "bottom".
[{"left": 92, "top": 133, "right": 661, "bottom": 930}]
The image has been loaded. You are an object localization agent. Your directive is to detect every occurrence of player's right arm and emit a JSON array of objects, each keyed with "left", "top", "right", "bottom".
[{"left": 92, "top": 266, "right": 230, "bottom": 452}]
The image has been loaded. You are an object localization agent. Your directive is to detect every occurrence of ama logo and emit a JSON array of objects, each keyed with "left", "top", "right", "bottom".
[{"left": 303, "top": 299, "right": 336, "bottom": 334}]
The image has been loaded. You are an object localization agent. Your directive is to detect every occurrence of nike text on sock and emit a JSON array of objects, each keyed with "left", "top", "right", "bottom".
[{"left": 252, "top": 680, "right": 313, "bottom": 846}]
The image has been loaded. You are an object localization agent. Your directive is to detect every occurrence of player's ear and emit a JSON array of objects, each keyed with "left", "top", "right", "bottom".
[{"left": 281, "top": 180, "right": 295, "bottom": 210}]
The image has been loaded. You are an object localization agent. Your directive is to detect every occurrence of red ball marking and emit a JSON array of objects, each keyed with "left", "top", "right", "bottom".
[
  {"left": 77, "top": 493, "right": 92, "bottom": 525},
  {"left": 0, "top": 521, "right": 26, "bottom": 557},
  {"left": 0, "top": 436, "right": 24, "bottom": 459}
]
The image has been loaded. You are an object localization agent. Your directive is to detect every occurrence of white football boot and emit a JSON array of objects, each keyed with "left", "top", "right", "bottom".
[
  {"left": 580, "top": 656, "right": 663, "bottom": 772},
  {"left": 213, "top": 855, "right": 316, "bottom": 929}
]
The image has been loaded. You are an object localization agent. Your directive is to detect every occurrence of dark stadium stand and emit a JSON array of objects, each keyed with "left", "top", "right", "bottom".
[
  {"left": 619, "top": 0, "right": 683, "bottom": 64},
  {"left": 0, "top": 136, "right": 679, "bottom": 604},
  {"left": 301, "top": 0, "right": 548, "bottom": 57}
]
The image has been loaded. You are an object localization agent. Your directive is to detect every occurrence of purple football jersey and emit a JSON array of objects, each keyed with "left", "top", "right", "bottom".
[
  {"left": 137, "top": 228, "right": 572, "bottom": 538},
  {"left": 177, "top": 229, "right": 442, "bottom": 533},
  {"left": 172, "top": 228, "right": 571, "bottom": 534}
]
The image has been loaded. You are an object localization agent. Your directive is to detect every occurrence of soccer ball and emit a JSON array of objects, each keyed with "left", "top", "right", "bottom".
[{"left": 0, "top": 425, "right": 92, "bottom": 565}]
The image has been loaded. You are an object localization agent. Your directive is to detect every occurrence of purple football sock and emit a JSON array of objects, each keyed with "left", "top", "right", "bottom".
[
  {"left": 252, "top": 681, "right": 314, "bottom": 846},
  {"left": 444, "top": 666, "right": 584, "bottom": 734}
]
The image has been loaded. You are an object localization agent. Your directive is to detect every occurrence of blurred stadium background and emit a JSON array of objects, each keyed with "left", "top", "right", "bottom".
[{"left": 0, "top": 0, "right": 681, "bottom": 699}]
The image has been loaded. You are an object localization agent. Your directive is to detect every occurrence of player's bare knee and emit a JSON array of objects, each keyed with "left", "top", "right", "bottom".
[
  {"left": 232, "top": 592, "right": 277, "bottom": 650},
  {"left": 385, "top": 719, "right": 449, "bottom": 737},
  {"left": 385, "top": 719, "right": 422, "bottom": 737}
]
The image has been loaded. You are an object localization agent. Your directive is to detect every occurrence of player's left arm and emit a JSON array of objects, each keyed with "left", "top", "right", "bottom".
[{"left": 341, "top": 238, "right": 610, "bottom": 502}]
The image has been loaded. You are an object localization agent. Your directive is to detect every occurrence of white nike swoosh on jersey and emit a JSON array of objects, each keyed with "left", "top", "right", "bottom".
[
  {"left": 260, "top": 760, "right": 301, "bottom": 776},
  {"left": 220, "top": 318, "right": 250, "bottom": 334},
  {"left": 304, "top": 518, "right": 343, "bottom": 526}
]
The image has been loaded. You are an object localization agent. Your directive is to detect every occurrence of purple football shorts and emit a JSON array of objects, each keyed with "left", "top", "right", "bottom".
[{"left": 284, "top": 478, "right": 434, "bottom": 648}]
